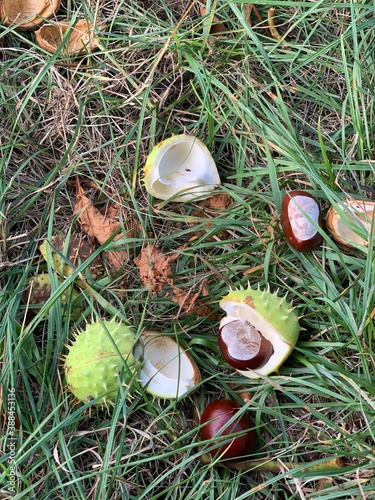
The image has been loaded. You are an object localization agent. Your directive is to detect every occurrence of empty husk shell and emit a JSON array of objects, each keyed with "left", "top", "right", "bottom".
[
  {"left": 144, "top": 135, "right": 221, "bottom": 202},
  {"left": 326, "top": 198, "right": 375, "bottom": 249},
  {"left": 0, "top": 0, "right": 61, "bottom": 30},
  {"left": 133, "top": 332, "right": 201, "bottom": 399},
  {"left": 35, "top": 19, "right": 105, "bottom": 55}
]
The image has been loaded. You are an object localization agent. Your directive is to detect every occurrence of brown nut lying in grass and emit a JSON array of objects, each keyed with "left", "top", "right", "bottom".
[
  {"left": 35, "top": 19, "right": 106, "bottom": 55},
  {"left": 281, "top": 191, "right": 323, "bottom": 252},
  {"left": 200, "top": 399, "right": 257, "bottom": 461},
  {"left": 0, "top": 0, "right": 61, "bottom": 31}
]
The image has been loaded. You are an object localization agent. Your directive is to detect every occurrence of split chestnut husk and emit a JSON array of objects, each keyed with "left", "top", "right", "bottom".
[
  {"left": 143, "top": 135, "right": 221, "bottom": 202},
  {"left": 133, "top": 332, "right": 201, "bottom": 399},
  {"left": 219, "top": 286, "right": 300, "bottom": 378},
  {"left": 326, "top": 198, "right": 375, "bottom": 250},
  {"left": 35, "top": 19, "right": 106, "bottom": 55},
  {"left": 0, "top": 0, "right": 61, "bottom": 31}
]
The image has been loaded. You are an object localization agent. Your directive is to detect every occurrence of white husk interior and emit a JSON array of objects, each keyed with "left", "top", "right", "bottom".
[
  {"left": 134, "top": 333, "right": 197, "bottom": 398},
  {"left": 335, "top": 203, "right": 373, "bottom": 245},
  {"left": 220, "top": 303, "right": 290, "bottom": 376},
  {"left": 147, "top": 136, "right": 220, "bottom": 202}
]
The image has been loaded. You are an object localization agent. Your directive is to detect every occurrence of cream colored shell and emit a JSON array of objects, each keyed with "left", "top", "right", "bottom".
[
  {"left": 35, "top": 19, "right": 105, "bottom": 55},
  {"left": 144, "top": 135, "right": 221, "bottom": 202},
  {"left": 134, "top": 332, "right": 201, "bottom": 399},
  {"left": 0, "top": 0, "right": 61, "bottom": 30},
  {"left": 326, "top": 199, "right": 375, "bottom": 249}
]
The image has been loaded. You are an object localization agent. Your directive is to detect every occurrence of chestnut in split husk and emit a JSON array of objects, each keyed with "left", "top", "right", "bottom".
[
  {"left": 200, "top": 399, "right": 256, "bottom": 461},
  {"left": 281, "top": 190, "right": 323, "bottom": 252},
  {"left": 219, "top": 286, "right": 300, "bottom": 378},
  {"left": 218, "top": 320, "right": 274, "bottom": 370}
]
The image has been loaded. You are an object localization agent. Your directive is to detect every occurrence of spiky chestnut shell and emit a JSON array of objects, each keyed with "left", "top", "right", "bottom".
[
  {"left": 219, "top": 286, "right": 300, "bottom": 378},
  {"left": 64, "top": 320, "right": 140, "bottom": 406},
  {"left": 22, "top": 272, "right": 84, "bottom": 321},
  {"left": 40, "top": 235, "right": 104, "bottom": 286}
]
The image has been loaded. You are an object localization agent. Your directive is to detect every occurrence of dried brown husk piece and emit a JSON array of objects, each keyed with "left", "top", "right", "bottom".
[
  {"left": 326, "top": 198, "right": 375, "bottom": 249},
  {"left": 0, "top": 0, "right": 61, "bottom": 31},
  {"left": 35, "top": 19, "right": 106, "bottom": 55}
]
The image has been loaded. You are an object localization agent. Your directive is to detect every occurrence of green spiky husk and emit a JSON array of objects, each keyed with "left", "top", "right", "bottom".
[
  {"left": 64, "top": 319, "right": 140, "bottom": 406},
  {"left": 220, "top": 287, "right": 299, "bottom": 345},
  {"left": 219, "top": 286, "right": 300, "bottom": 377}
]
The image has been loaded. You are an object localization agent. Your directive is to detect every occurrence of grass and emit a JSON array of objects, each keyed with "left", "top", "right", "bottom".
[{"left": 1, "top": 0, "right": 375, "bottom": 498}]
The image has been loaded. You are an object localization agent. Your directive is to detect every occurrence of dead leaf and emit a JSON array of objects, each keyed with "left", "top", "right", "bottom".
[
  {"left": 171, "top": 280, "right": 212, "bottom": 316},
  {"left": 316, "top": 478, "right": 334, "bottom": 491},
  {"left": 190, "top": 193, "right": 233, "bottom": 241},
  {"left": 199, "top": 4, "right": 227, "bottom": 35},
  {"left": 196, "top": 193, "right": 232, "bottom": 211},
  {"left": 73, "top": 177, "right": 128, "bottom": 271},
  {"left": 134, "top": 244, "right": 213, "bottom": 316},
  {"left": 134, "top": 245, "right": 178, "bottom": 293}
]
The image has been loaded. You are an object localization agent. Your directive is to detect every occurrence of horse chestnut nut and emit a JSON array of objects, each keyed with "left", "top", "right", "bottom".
[
  {"left": 218, "top": 320, "right": 274, "bottom": 370},
  {"left": 281, "top": 190, "right": 322, "bottom": 252},
  {"left": 200, "top": 399, "right": 256, "bottom": 461}
]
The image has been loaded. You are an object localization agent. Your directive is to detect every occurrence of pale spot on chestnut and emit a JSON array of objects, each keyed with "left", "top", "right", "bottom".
[{"left": 288, "top": 195, "right": 319, "bottom": 241}]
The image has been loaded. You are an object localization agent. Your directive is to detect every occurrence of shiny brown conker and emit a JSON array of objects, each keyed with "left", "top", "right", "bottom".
[
  {"left": 218, "top": 320, "right": 274, "bottom": 370},
  {"left": 200, "top": 399, "right": 257, "bottom": 461},
  {"left": 281, "top": 190, "right": 323, "bottom": 252}
]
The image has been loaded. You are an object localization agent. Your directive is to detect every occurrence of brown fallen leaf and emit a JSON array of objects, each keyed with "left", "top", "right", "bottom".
[
  {"left": 316, "top": 478, "right": 334, "bottom": 491},
  {"left": 134, "top": 244, "right": 213, "bottom": 316},
  {"left": 73, "top": 177, "right": 128, "bottom": 271},
  {"left": 196, "top": 193, "right": 232, "bottom": 211},
  {"left": 170, "top": 279, "right": 212, "bottom": 317},
  {"left": 134, "top": 244, "right": 177, "bottom": 293},
  {"left": 199, "top": 4, "right": 227, "bottom": 35},
  {"left": 190, "top": 193, "right": 233, "bottom": 241}
]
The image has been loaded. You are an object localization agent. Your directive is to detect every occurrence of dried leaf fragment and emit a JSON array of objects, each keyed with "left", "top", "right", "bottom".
[
  {"left": 134, "top": 245, "right": 178, "bottom": 293},
  {"left": 73, "top": 178, "right": 128, "bottom": 271},
  {"left": 190, "top": 193, "right": 232, "bottom": 241},
  {"left": 171, "top": 280, "right": 212, "bottom": 317},
  {"left": 199, "top": 4, "right": 227, "bottom": 35},
  {"left": 134, "top": 244, "right": 212, "bottom": 316},
  {"left": 35, "top": 19, "right": 106, "bottom": 55},
  {"left": 0, "top": 0, "right": 61, "bottom": 31}
]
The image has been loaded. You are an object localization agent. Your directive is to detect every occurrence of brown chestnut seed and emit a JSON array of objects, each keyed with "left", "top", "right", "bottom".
[
  {"left": 281, "top": 191, "right": 323, "bottom": 252},
  {"left": 218, "top": 320, "right": 274, "bottom": 370},
  {"left": 200, "top": 400, "right": 256, "bottom": 461}
]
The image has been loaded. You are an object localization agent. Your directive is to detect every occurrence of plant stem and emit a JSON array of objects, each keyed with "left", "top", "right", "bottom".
[{"left": 228, "top": 457, "right": 345, "bottom": 473}]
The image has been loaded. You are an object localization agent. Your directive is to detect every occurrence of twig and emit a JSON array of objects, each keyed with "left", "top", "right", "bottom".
[
  {"left": 245, "top": 4, "right": 272, "bottom": 37},
  {"left": 228, "top": 456, "right": 345, "bottom": 473},
  {"left": 267, "top": 7, "right": 283, "bottom": 41}
]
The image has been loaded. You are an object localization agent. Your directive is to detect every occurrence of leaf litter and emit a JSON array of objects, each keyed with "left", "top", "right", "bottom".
[
  {"left": 73, "top": 177, "right": 129, "bottom": 272},
  {"left": 134, "top": 244, "right": 213, "bottom": 317}
]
